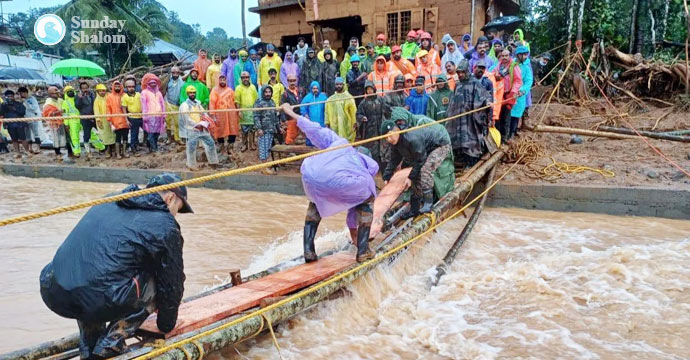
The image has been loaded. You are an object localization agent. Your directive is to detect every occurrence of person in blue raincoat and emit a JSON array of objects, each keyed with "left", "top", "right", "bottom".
[
  {"left": 404, "top": 76, "right": 430, "bottom": 115},
  {"left": 300, "top": 80, "right": 328, "bottom": 146},
  {"left": 509, "top": 46, "right": 533, "bottom": 141},
  {"left": 281, "top": 103, "right": 378, "bottom": 264}
]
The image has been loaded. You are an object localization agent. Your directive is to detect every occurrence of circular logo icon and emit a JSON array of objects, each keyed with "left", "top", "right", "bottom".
[{"left": 34, "top": 14, "right": 66, "bottom": 46}]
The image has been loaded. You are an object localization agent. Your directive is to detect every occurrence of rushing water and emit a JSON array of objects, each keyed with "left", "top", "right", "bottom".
[{"left": 1, "top": 175, "right": 688, "bottom": 359}]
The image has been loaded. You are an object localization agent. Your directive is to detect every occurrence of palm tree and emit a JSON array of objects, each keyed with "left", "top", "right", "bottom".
[{"left": 58, "top": 0, "right": 172, "bottom": 75}]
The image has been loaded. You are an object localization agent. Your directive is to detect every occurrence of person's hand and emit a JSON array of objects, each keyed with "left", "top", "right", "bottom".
[
  {"left": 361, "top": 116, "right": 368, "bottom": 122},
  {"left": 383, "top": 180, "right": 389, "bottom": 186},
  {"left": 111, "top": 124, "right": 116, "bottom": 131},
  {"left": 404, "top": 178, "right": 412, "bottom": 189},
  {"left": 257, "top": 129, "right": 264, "bottom": 136},
  {"left": 518, "top": 90, "right": 525, "bottom": 97},
  {"left": 127, "top": 121, "right": 132, "bottom": 127},
  {"left": 280, "top": 103, "right": 292, "bottom": 113}
]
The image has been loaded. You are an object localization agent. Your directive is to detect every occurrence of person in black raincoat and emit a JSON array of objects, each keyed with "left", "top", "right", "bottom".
[
  {"left": 39, "top": 173, "right": 192, "bottom": 359},
  {"left": 299, "top": 48, "right": 321, "bottom": 98},
  {"left": 381, "top": 107, "right": 452, "bottom": 219},
  {"left": 383, "top": 74, "right": 407, "bottom": 120},
  {"left": 356, "top": 81, "right": 387, "bottom": 168},
  {"left": 320, "top": 50, "right": 340, "bottom": 96},
  {"left": 346, "top": 55, "right": 367, "bottom": 107},
  {"left": 445, "top": 59, "right": 491, "bottom": 167}
]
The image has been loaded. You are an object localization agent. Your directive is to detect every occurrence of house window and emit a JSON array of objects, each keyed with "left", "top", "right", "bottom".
[
  {"left": 387, "top": 13, "right": 398, "bottom": 44},
  {"left": 387, "top": 10, "right": 412, "bottom": 43}
]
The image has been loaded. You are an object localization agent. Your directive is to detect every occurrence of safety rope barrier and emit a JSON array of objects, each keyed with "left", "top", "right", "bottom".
[
  {"left": 130, "top": 156, "right": 524, "bottom": 360},
  {"left": 0, "top": 82, "right": 440, "bottom": 123},
  {"left": 0, "top": 95, "right": 509, "bottom": 228}
]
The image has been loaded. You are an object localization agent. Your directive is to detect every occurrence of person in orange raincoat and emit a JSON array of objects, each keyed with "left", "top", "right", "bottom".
[
  {"left": 416, "top": 32, "right": 441, "bottom": 67},
  {"left": 209, "top": 74, "right": 240, "bottom": 154},
  {"left": 106, "top": 81, "right": 130, "bottom": 159},
  {"left": 193, "top": 49, "right": 212, "bottom": 85},
  {"left": 387, "top": 45, "right": 416, "bottom": 78},
  {"left": 367, "top": 56, "right": 394, "bottom": 96},
  {"left": 415, "top": 50, "right": 442, "bottom": 88}
]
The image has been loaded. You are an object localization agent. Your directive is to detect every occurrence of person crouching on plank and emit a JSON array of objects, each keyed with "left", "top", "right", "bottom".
[
  {"left": 281, "top": 103, "right": 378, "bottom": 263},
  {"left": 380, "top": 107, "right": 452, "bottom": 219}
]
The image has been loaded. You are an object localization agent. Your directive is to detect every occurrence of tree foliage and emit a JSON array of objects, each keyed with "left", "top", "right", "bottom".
[
  {"left": 10, "top": 0, "right": 249, "bottom": 77},
  {"left": 523, "top": 0, "right": 689, "bottom": 58}
]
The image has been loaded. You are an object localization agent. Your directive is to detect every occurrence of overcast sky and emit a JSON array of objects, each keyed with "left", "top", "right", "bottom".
[{"left": 3, "top": 0, "right": 261, "bottom": 38}]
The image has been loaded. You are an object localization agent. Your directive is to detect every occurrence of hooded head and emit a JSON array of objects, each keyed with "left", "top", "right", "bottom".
[
  {"left": 228, "top": 48, "right": 238, "bottom": 60},
  {"left": 514, "top": 29, "right": 525, "bottom": 42},
  {"left": 446, "top": 39, "right": 457, "bottom": 53},
  {"left": 64, "top": 85, "right": 75, "bottom": 98},
  {"left": 141, "top": 73, "right": 161, "bottom": 92},
  {"left": 261, "top": 85, "right": 273, "bottom": 100},
  {"left": 324, "top": 49, "right": 333, "bottom": 62},
  {"left": 198, "top": 49, "right": 208, "bottom": 59},
  {"left": 435, "top": 73, "right": 448, "bottom": 90},
  {"left": 309, "top": 80, "right": 321, "bottom": 96},
  {"left": 284, "top": 51, "right": 294, "bottom": 63},
  {"left": 111, "top": 80, "right": 123, "bottom": 94},
  {"left": 441, "top": 33, "right": 452, "bottom": 45},
  {"left": 239, "top": 49, "right": 249, "bottom": 62},
  {"left": 364, "top": 80, "right": 376, "bottom": 95},
  {"left": 375, "top": 55, "right": 387, "bottom": 72}
]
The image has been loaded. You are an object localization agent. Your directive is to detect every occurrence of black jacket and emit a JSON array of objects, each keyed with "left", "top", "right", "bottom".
[
  {"left": 75, "top": 91, "right": 95, "bottom": 116},
  {"left": 383, "top": 126, "right": 450, "bottom": 182},
  {"left": 0, "top": 100, "right": 26, "bottom": 129},
  {"left": 39, "top": 185, "right": 184, "bottom": 332}
]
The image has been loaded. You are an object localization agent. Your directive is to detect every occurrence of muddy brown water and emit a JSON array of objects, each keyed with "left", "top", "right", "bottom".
[{"left": 1, "top": 175, "right": 688, "bottom": 359}]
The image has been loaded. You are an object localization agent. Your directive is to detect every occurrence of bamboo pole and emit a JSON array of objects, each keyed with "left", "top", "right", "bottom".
[
  {"left": 112, "top": 150, "right": 506, "bottom": 360},
  {"left": 530, "top": 124, "right": 639, "bottom": 140},
  {"left": 598, "top": 126, "right": 690, "bottom": 142},
  {"left": 432, "top": 166, "right": 496, "bottom": 286}
]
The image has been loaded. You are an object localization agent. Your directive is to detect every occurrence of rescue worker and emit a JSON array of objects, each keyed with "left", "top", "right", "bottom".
[
  {"left": 356, "top": 81, "right": 387, "bottom": 167},
  {"left": 40, "top": 173, "right": 192, "bottom": 358},
  {"left": 281, "top": 103, "right": 378, "bottom": 263},
  {"left": 381, "top": 107, "right": 453, "bottom": 219}
]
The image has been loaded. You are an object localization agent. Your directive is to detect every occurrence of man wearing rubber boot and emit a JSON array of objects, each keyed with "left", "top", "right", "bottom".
[
  {"left": 381, "top": 108, "right": 452, "bottom": 219},
  {"left": 39, "top": 173, "right": 192, "bottom": 358},
  {"left": 281, "top": 103, "right": 378, "bottom": 263}
]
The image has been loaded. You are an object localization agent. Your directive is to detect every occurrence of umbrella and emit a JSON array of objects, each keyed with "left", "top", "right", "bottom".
[
  {"left": 50, "top": 58, "right": 106, "bottom": 77},
  {"left": 0, "top": 67, "right": 47, "bottom": 81},
  {"left": 481, "top": 16, "right": 524, "bottom": 32}
]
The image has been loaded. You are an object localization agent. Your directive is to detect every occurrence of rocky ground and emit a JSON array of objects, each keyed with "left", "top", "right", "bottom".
[{"left": 1, "top": 101, "right": 688, "bottom": 189}]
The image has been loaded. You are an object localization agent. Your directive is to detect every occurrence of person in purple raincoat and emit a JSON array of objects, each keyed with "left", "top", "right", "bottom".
[
  {"left": 281, "top": 103, "right": 378, "bottom": 263},
  {"left": 280, "top": 51, "right": 300, "bottom": 89},
  {"left": 220, "top": 48, "right": 238, "bottom": 90}
]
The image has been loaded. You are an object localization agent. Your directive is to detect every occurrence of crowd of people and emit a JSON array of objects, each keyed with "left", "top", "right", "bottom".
[{"left": 0, "top": 28, "right": 551, "bottom": 174}]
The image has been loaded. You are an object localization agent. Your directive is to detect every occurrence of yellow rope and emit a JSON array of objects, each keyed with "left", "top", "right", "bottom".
[
  {"left": 541, "top": 156, "right": 615, "bottom": 179},
  {"left": 262, "top": 314, "right": 284, "bottom": 360},
  {"left": 0, "top": 97, "right": 508, "bottom": 228},
  {"left": 131, "top": 156, "right": 523, "bottom": 360}
]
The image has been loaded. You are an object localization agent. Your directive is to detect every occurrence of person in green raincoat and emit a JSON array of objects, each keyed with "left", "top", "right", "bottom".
[
  {"left": 513, "top": 29, "right": 530, "bottom": 51},
  {"left": 61, "top": 86, "right": 82, "bottom": 157},
  {"left": 426, "top": 74, "right": 453, "bottom": 120},
  {"left": 179, "top": 69, "right": 209, "bottom": 108},
  {"left": 387, "top": 106, "right": 455, "bottom": 204},
  {"left": 93, "top": 83, "right": 116, "bottom": 158}
]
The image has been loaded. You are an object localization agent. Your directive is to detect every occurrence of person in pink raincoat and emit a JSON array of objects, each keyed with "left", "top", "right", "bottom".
[{"left": 140, "top": 73, "right": 166, "bottom": 152}]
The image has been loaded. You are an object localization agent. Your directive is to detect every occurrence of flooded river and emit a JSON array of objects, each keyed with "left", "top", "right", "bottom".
[{"left": 1, "top": 175, "right": 688, "bottom": 359}]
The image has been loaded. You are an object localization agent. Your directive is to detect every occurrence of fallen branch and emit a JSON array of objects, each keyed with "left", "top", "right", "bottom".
[
  {"left": 529, "top": 124, "right": 638, "bottom": 139},
  {"left": 598, "top": 125, "right": 690, "bottom": 142}
]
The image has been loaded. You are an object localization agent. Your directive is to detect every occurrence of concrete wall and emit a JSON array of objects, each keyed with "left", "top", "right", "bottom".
[{"left": 2, "top": 164, "right": 688, "bottom": 220}]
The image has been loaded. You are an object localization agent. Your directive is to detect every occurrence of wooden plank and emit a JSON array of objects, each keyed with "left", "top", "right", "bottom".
[
  {"left": 137, "top": 253, "right": 354, "bottom": 338},
  {"left": 371, "top": 168, "right": 412, "bottom": 239},
  {"left": 270, "top": 145, "right": 315, "bottom": 154}
]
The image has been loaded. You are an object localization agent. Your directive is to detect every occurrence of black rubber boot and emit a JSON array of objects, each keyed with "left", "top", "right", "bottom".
[
  {"left": 355, "top": 225, "right": 374, "bottom": 263},
  {"left": 401, "top": 194, "right": 421, "bottom": 220},
  {"left": 419, "top": 189, "right": 435, "bottom": 214},
  {"left": 303, "top": 221, "right": 319, "bottom": 263}
]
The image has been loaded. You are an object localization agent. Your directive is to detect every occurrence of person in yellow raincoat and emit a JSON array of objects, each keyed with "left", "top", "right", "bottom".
[
  {"left": 258, "top": 44, "right": 283, "bottom": 86},
  {"left": 325, "top": 77, "right": 356, "bottom": 142},
  {"left": 206, "top": 54, "right": 222, "bottom": 90},
  {"left": 93, "top": 83, "right": 116, "bottom": 158},
  {"left": 61, "top": 86, "right": 82, "bottom": 156},
  {"left": 234, "top": 71, "right": 259, "bottom": 151}
]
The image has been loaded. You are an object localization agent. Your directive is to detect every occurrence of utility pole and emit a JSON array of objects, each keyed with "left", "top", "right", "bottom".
[{"left": 241, "top": 0, "right": 247, "bottom": 47}]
